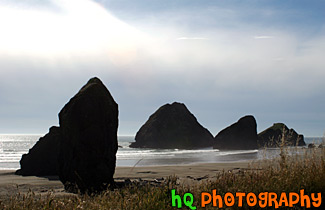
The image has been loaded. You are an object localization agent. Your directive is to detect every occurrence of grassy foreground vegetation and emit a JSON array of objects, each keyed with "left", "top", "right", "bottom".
[{"left": 0, "top": 147, "right": 324, "bottom": 209}]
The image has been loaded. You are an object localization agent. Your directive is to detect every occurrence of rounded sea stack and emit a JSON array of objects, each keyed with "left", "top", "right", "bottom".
[
  {"left": 213, "top": 115, "right": 258, "bottom": 150},
  {"left": 130, "top": 102, "right": 214, "bottom": 149}
]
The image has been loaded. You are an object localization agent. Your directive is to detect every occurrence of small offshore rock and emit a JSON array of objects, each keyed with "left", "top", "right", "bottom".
[{"left": 258, "top": 123, "right": 305, "bottom": 148}]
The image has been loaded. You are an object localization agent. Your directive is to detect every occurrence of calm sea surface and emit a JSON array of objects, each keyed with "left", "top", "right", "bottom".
[{"left": 0, "top": 134, "right": 322, "bottom": 170}]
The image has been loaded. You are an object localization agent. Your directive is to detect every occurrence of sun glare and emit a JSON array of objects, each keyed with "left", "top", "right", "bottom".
[{"left": 0, "top": 0, "right": 145, "bottom": 63}]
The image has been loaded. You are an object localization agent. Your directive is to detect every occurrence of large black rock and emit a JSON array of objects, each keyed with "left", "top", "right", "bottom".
[
  {"left": 130, "top": 102, "right": 214, "bottom": 149},
  {"left": 15, "top": 126, "right": 61, "bottom": 176},
  {"left": 213, "top": 115, "right": 258, "bottom": 150},
  {"left": 15, "top": 77, "right": 118, "bottom": 193},
  {"left": 257, "top": 123, "right": 305, "bottom": 147},
  {"left": 58, "top": 77, "right": 118, "bottom": 193}
]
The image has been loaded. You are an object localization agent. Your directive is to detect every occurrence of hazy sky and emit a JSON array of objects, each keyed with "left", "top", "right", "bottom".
[{"left": 0, "top": 0, "right": 324, "bottom": 137}]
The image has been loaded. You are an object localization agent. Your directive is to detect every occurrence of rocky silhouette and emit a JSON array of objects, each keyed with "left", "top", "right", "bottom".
[
  {"left": 15, "top": 77, "right": 118, "bottom": 193},
  {"left": 58, "top": 77, "right": 118, "bottom": 193},
  {"left": 130, "top": 102, "right": 214, "bottom": 149},
  {"left": 213, "top": 115, "right": 258, "bottom": 150},
  {"left": 15, "top": 126, "right": 61, "bottom": 176},
  {"left": 257, "top": 123, "right": 305, "bottom": 147}
]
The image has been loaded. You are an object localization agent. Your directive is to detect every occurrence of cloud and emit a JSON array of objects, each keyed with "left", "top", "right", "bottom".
[
  {"left": 0, "top": 0, "right": 147, "bottom": 64},
  {"left": 0, "top": 0, "right": 324, "bottom": 136},
  {"left": 253, "top": 36, "right": 274, "bottom": 39},
  {"left": 176, "top": 37, "right": 209, "bottom": 40}
]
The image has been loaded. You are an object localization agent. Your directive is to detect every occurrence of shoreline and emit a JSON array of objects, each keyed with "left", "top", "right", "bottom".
[
  {"left": 114, "top": 161, "right": 252, "bottom": 179},
  {"left": 0, "top": 161, "right": 253, "bottom": 198}
]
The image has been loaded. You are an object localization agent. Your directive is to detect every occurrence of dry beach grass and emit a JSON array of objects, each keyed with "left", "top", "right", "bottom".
[{"left": 0, "top": 146, "right": 324, "bottom": 209}]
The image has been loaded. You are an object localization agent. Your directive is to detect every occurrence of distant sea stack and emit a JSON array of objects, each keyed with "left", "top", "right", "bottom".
[
  {"left": 213, "top": 115, "right": 258, "bottom": 150},
  {"left": 130, "top": 102, "right": 214, "bottom": 149},
  {"left": 16, "top": 77, "right": 118, "bottom": 193},
  {"left": 257, "top": 123, "right": 305, "bottom": 147}
]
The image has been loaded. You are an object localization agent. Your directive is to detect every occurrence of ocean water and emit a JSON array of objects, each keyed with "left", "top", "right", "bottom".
[{"left": 0, "top": 134, "right": 322, "bottom": 170}]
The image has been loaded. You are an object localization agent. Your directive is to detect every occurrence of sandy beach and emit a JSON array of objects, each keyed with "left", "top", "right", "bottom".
[{"left": 0, "top": 161, "right": 251, "bottom": 198}]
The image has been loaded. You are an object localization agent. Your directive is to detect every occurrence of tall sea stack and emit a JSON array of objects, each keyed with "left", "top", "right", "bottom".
[
  {"left": 58, "top": 77, "right": 118, "bottom": 193},
  {"left": 15, "top": 77, "right": 118, "bottom": 193}
]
